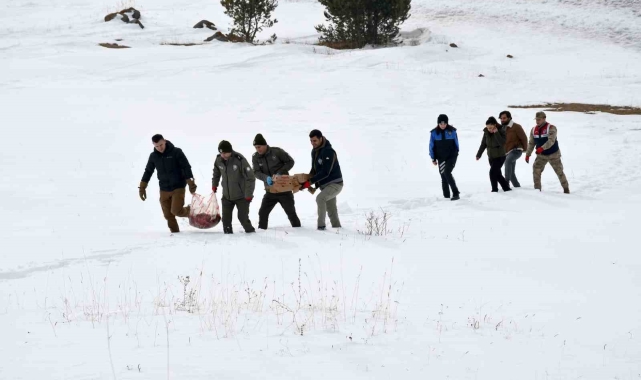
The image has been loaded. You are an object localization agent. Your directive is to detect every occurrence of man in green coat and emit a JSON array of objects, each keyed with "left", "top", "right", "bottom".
[{"left": 212, "top": 140, "right": 256, "bottom": 234}]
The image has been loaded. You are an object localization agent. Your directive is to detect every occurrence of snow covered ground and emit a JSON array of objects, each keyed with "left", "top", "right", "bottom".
[{"left": 1, "top": 0, "right": 641, "bottom": 379}]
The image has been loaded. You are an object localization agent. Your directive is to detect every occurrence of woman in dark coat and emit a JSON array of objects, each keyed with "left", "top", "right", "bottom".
[{"left": 476, "top": 117, "right": 512, "bottom": 192}]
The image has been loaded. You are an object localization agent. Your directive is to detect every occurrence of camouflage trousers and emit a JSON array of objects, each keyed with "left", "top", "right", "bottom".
[{"left": 533, "top": 151, "right": 569, "bottom": 191}]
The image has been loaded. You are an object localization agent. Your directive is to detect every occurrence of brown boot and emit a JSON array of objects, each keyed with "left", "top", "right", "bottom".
[{"left": 168, "top": 218, "right": 180, "bottom": 233}]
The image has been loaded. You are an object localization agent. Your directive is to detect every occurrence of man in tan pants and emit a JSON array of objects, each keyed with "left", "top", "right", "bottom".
[
  {"left": 525, "top": 112, "right": 570, "bottom": 193},
  {"left": 139, "top": 134, "right": 197, "bottom": 232}
]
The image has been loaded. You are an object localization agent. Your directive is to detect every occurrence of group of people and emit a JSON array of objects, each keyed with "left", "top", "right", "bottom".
[
  {"left": 429, "top": 111, "right": 570, "bottom": 198},
  {"left": 138, "top": 130, "right": 343, "bottom": 233},
  {"left": 139, "top": 110, "right": 570, "bottom": 233}
]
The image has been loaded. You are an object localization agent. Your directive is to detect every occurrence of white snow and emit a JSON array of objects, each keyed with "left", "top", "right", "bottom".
[{"left": 1, "top": 0, "right": 641, "bottom": 379}]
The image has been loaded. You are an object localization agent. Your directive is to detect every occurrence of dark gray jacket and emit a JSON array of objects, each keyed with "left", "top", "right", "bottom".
[
  {"left": 252, "top": 146, "right": 295, "bottom": 190},
  {"left": 212, "top": 151, "right": 256, "bottom": 200}
]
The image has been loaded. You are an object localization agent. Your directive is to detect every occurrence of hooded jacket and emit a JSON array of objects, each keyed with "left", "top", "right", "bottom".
[
  {"left": 309, "top": 138, "right": 343, "bottom": 188},
  {"left": 429, "top": 125, "right": 459, "bottom": 161},
  {"left": 476, "top": 126, "right": 507, "bottom": 160},
  {"left": 141, "top": 141, "right": 193, "bottom": 191}
]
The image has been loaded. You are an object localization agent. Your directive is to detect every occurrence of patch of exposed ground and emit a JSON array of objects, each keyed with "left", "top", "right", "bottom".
[
  {"left": 509, "top": 103, "right": 641, "bottom": 115},
  {"left": 99, "top": 43, "right": 130, "bottom": 49}
]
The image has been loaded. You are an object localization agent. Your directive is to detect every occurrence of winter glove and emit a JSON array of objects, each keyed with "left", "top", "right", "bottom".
[
  {"left": 535, "top": 147, "right": 544, "bottom": 155},
  {"left": 525, "top": 155, "right": 530, "bottom": 164},
  {"left": 187, "top": 179, "right": 197, "bottom": 194},
  {"left": 138, "top": 181, "right": 148, "bottom": 201},
  {"left": 212, "top": 186, "right": 217, "bottom": 193},
  {"left": 245, "top": 196, "right": 253, "bottom": 203},
  {"left": 266, "top": 176, "right": 274, "bottom": 186},
  {"left": 432, "top": 160, "right": 437, "bottom": 166}
]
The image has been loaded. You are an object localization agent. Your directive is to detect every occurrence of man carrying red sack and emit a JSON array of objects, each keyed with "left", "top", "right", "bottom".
[{"left": 138, "top": 134, "right": 197, "bottom": 233}]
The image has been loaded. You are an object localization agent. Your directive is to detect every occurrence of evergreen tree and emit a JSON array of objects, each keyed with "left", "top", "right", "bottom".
[
  {"left": 220, "top": 0, "right": 278, "bottom": 43},
  {"left": 316, "top": 0, "right": 411, "bottom": 48}
]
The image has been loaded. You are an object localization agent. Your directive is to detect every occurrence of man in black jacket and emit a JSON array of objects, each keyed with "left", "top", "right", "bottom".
[
  {"left": 300, "top": 130, "right": 343, "bottom": 230},
  {"left": 139, "top": 134, "right": 197, "bottom": 233},
  {"left": 251, "top": 134, "right": 301, "bottom": 230}
]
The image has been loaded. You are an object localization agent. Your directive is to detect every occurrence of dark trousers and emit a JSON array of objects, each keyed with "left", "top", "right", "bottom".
[
  {"left": 489, "top": 156, "right": 511, "bottom": 192},
  {"left": 258, "top": 192, "right": 301, "bottom": 229},
  {"left": 221, "top": 197, "right": 255, "bottom": 233},
  {"left": 438, "top": 157, "right": 459, "bottom": 198}
]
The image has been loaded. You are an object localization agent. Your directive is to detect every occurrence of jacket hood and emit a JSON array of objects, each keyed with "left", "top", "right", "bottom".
[
  {"left": 431, "top": 125, "right": 456, "bottom": 133},
  {"left": 315, "top": 138, "right": 331, "bottom": 151},
  {"left": 154, "top": 140, "right": 175, "bottom": 155}
]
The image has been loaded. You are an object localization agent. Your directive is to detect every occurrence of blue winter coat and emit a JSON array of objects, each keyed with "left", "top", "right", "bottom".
[{"left": 429, "top": 126, "right": 459, "bottom": 161}]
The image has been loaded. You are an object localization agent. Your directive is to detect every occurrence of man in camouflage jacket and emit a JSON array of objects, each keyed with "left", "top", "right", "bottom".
[{"left": 525, "top": 112, "right": 570, "bottom": 193}]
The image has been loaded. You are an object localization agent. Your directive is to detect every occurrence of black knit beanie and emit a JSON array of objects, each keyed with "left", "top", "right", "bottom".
[
  {"left": 253, "top": 133, "right": 267, "bottom": 146},
  {"left": 437, "top": 114, "right": 449, "bottom": 125},
  {"left": 218, "top": 140, "right": 232, "bottom": 153}
]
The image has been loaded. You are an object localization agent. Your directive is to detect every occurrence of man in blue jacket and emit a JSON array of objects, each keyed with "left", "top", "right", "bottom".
[
  {"left": 300, "top": 130, "right": 343, "bottom": 230},
  {"left": 429, "top": 114, "right": 461, "bottom": 200}
]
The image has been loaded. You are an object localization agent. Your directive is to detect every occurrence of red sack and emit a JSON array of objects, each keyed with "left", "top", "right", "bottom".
[{"left": 188, "top": 193, "right": 221, "bottom": 229}]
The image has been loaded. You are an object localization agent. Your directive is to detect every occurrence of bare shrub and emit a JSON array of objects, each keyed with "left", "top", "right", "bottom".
[{"left": 358, "top": 209, "right": 392, "bottom": 236}]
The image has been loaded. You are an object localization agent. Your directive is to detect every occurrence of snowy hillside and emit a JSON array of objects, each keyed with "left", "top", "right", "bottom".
[{"left": 1, "top": 0, "right": 641, "bottom": 379}]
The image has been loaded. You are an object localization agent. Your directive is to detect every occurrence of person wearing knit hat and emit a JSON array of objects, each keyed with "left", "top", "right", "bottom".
[
  {"left": 253, "top": 134, "right": 267, "bottom": 146},
  {"left": 251, "top": 133, "right": 301, "bottom": 229},
  {"left": 429, "top": 114, "right": 461, "bottom": 200},
  {"left": 212, "top": 140, "right": 256, "bottom": 234},
  {"left": 218, "top": 140, "right": 232, "bottom": 153}
]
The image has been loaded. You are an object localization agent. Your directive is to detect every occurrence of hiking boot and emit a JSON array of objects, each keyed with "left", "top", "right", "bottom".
[
  {"left": 504, "top": 188, "right": 512, "bottom": 192},
  {"left": 168, "top": 219, "right": 180, "bottom": 233},
  {"left": 317, "top": 226, "right": 326, "bottom": 231},
  {"left": 451, "top": 194, "right": 460, "bottom": 201},
  {"left": 224, "top": 226, "right": 233, "bottom": 234}
]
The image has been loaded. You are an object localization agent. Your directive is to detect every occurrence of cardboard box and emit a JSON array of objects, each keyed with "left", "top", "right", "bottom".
[{"left": 269, "top": 174, "right": 316, "bottom": 194}]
